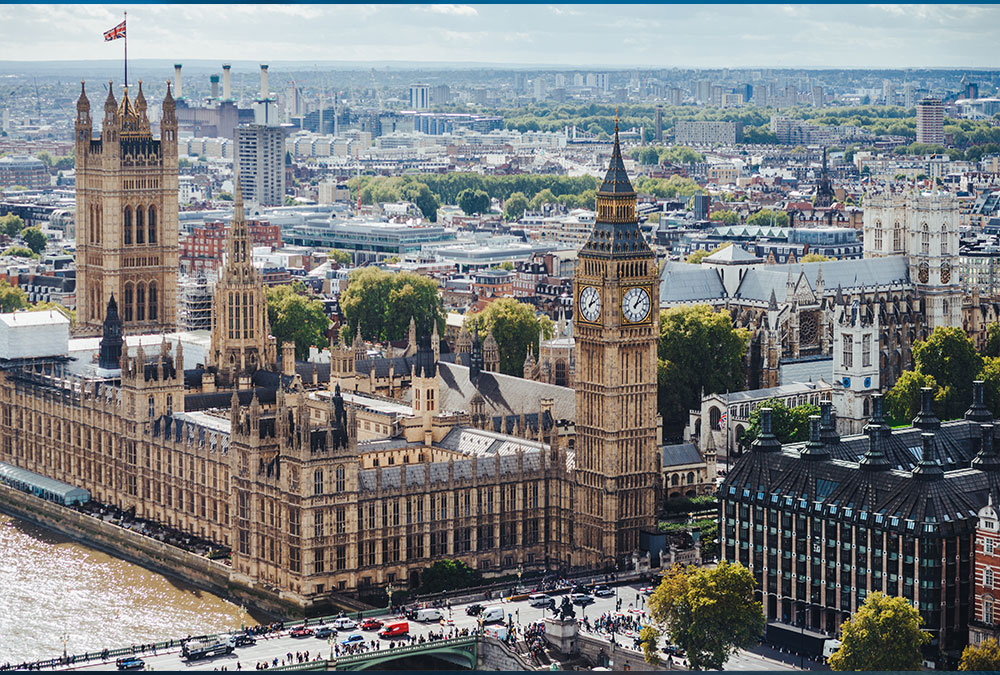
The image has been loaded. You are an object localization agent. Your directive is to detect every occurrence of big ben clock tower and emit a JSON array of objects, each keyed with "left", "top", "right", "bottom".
[{"left": 573, "top": 121, "right": 660, "bottom": 567}]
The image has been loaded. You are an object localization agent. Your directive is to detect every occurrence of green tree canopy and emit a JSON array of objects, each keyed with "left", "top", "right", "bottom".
[
  {"left": 464, "top": 298, "right": 554, "bottom": 376},
  {"left": 828, "top": 592, "right": 929, "bottom": 671},
  {"left": 912, "top": 326, "right": 983, "bottom": 419},
  {"left": 503, "top": 191, "right": 529, "bottom": 221},
  {"left": 746, "top": 209, "right": 790, "bottom": 228},
  {"left": 419, "top": 559, "right": 482, "bottom": 594},
  {"left": 457, "top": 188, "right": 490, "bottom": 215},
  {"left": 643, "top": 561, "right": 764, "bottom": 670},
  {"left": 983, "top": 322, "right": 1000, "bottom": 358},
  {"left": 20, "top": 227, "right": 46, "bottom": 254},
  {"left": 0, "top": 214, "right": 24, "bottom": 238},
  {"left": 0, "top": 280, "right": 28, "bottom": 312},
  {"left": 401, "top": 181, "right": 440, "bottom": 222},
  {"left": 959, "top": 637, "right": 1000, "bottom": 671},
  {"left": 658, "top": 305, "right": 749, "bottom": 433},
  {"left": 265, "top": 283, "right": 330, "bottom": 359},
  {"left": 2, "top": 246, "right": 38, "bottom": 259},
  {"left": 339, "top": 267, "right": 443, "bottom": 343},
  {"left": 326, "top": 249, "right": 352, "bottom": 265},
  {"left": 885, "top": 370, "right": 941, "bottom": 426},
  {"left": 685, "top": 242, "right": 732, "bottom": 265},
  {"left": 709, "top": 210, "right": 740, "bottom": 225},
  {"left": 740, "top": 398, "right": 821, "bottom": 448},
  {"left": 800, "top": 253, "right": 830, "bottom": 262}
]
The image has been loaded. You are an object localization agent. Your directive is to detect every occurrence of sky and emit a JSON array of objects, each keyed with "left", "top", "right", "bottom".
[{"left": 1, "top": 4, "right": 998, "bottom": 69}]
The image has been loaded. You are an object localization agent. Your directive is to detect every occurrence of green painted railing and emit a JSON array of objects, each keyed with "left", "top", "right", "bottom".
[{"left": 267, "top": 636, "right": 480, "bottom": 672}]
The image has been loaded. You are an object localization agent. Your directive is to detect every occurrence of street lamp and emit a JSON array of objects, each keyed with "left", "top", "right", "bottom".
[
  {"left": 387, "top": 582, "right": 395, "bottom": 614},
  {"left": 237, "top": 603, "right": 247, "bottom": 632},
  {"left": 517, "top": 563, "right": 523, "bottom": 591},
  {"left": 61, "top": 634, "right": 69, "bottom": 661},
  {"left": 328, "top": 635, "right": 335, "bottom": 661}
]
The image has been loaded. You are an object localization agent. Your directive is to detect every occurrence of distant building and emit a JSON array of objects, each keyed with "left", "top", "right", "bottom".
[
  {"left": 180, "top": 219, "right": 282, "bottom": 274},
  {"left": 234, "top": 125, "right": 286, "bottom": 207},
  {"left": 916, "top": 98, "right": 945, "bottom": 145},
  {"left": 408, "top": 84, "right": 430, "bottom": 110},
  {"left": 0, "top": 155, "right": 48, "bottom": 190},
  {"left": 674, "top": 121, "right": 742, "bottom": 146}
]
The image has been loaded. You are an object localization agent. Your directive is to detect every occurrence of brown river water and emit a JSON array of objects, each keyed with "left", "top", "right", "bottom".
[{"left": 0, "top": 513, "right": 261, "bottom": 666}]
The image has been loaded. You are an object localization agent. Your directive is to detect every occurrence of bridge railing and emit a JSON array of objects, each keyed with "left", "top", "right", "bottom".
[{"left": 266, "top": 636, "right": 479, "bottom": 672}]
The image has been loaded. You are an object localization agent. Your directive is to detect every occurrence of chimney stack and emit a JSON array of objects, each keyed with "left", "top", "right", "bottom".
[
  {"left": 173, "top": 64, "right": 183, "bottom": 99},
  {"left": 222, "top": 64, "right": 232, "bottom": 101},
  {"left": 260, "top": 64, "right": 269, "bottom": 100},
  {"left": 210, "top": 74, "right": 219, "bottom": 100}
]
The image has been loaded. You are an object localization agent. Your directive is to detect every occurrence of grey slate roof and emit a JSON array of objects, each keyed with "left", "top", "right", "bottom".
[
  {"left": 659, "top": 262, "right": 727, "bottom": 303},
  {"left": 436, "top": 362, "right": 574, "bottom": 421},
  {"left": 734, "top": 256, "right": 910, "bottom": 303},
  {"left": 662, "top": 443, "right": 704, "bottom": 468},
  {"left": 703, "top": 245, "right": 762, "bottom": 264}
]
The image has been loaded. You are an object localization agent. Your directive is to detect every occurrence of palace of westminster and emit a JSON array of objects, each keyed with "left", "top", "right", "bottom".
[{"left": 4, "top": 80, "right": 998, "bottom": 643}]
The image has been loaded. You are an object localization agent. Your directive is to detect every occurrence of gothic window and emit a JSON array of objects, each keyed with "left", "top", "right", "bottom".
[
  {"left": 921, "top": 223, "right": 929, "bottom": 255},
  {"left": 123, "top": 206, "right": 132, "bottom": 245},
  {"left": 873, "top": 220, "right": 883, "bottom": 250},
  {"left": 335, "top": 466, "right": 345, "bottom": 492},
  {"left": 919, "top": 262, "right": 929, "bottom": 284},
  {"left": 313, "top": 510, "right": 324, "bottom": 538},
  {"left": 148, "top": 282, "right": 158, "bottom": 321},
  {"left": 166, "top": 394, "right": 172, "bottom": 416},
  {"left": 863, "top": 397, "right": 870, "bottom": 417},
  {"left": 123, "top": 283, "right": 133, "bottom": 322},
  {"left": 893, "top": 222, "right": 902, "bottom": 250},
  {"left": 313, "top": 469, "right": 323, "bottom": 496},
  {"left": 148, "top": 395, "right": 155, "bottom": 419},
  {"left": 862, "top": 334, "right": 872, "bottom": 367},
  {"left": 801, "top": 312, "right": 819, "bottom": 345},
  {"left": 842, "top": 335, "right": 853, "bottom": 369},
  {"left": 136, "top": 282, "right": 146, "bottom": 321},
  {"left": 941, "top": 224, "right": 948, "bottom": 255},
  {"left": 135, "top": 207, "right": 145, "bottom": 244},
  {"left": 148, "top": 206, "right": 157, "bottom": 243}
]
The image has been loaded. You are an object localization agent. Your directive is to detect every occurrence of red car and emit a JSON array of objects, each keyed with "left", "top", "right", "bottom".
[
  {"left": 360, "top": 618, "right": 383, "bottom": 631},
  {"left": 290, "top": 627, "right": 314, "bottom": 638}
]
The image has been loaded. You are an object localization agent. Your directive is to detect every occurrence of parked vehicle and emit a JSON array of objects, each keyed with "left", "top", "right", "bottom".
[
  {"left": 313, "top": 627, "right": 335, "bottom": 639},
  {"left": 331, "top": 617, "right": 358, "bottom": 630},
  {"left": 570, "top": 593, "right": 595, "bottom": 606},
  {"left": 181, "top": 637, "right": 236, "bottom": 661},
  {"left": 378, "top": 622, "right": 409, "bottom": 639},
  {"left": 480, "top": 606, "right": 505, "bottom": 624},
  {"left": 765, "top": 622, "right": 839, "bottom": 660},
  {"left": 115, "top": 657, "right": 145, "bottom": 671},
  {"left": 529, "top": 593, "right": 554, "bottom": 608},
  {"left": 465, "top": 603, "right": 485, "bottom": 616},
  {"left": 290, "top": 627, "right": 314, "bottom": 638},
  {"left": 360, "top": 618, "right": 383, "bottom": 631},
  {"left": 414, "top": 608, "right": 443, "bottom": 622}
]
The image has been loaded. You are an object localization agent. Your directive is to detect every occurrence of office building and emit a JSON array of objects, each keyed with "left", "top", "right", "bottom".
[
  {"left": 917, "top": 97, "right": 945, "bottom": 145},
  {"left": 674, "top": 121, "right": 742, "bottom": 146},
  {"left": 234, "top": 124, "right": 286, "bottom": 207},
  {"left": 409, "top": 84, "right": 430, "bottom": 110}
]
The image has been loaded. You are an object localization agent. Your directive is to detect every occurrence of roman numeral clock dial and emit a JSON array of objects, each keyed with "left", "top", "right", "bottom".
[
  {"left": 579, "top": 286, "right": 601, "bottom": 322},
  {"left": 622, "top": 287, "right": 651, "bottom": 323}
]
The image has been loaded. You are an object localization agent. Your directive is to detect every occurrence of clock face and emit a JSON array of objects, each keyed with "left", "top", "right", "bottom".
[
  {"left": 941, "top": 262, "right": 951, "bottom": 284},
  {"left": 622, "top": 287, "right": 651, "bottom": 323},
  {"left": 579, "top": 286, "right": 601, "bottom": 322}
]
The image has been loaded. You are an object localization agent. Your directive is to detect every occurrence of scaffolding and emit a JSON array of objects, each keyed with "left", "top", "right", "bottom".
[{"left": 179, "top": 274, "right": 214, "bottom": 331}]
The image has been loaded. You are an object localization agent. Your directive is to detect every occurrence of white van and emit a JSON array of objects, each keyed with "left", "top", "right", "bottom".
[
  {"left": 481, "top": 606, "right": 505, "bottom": 624},
  {"left": 529, "top": 593, "right": 553, "bottom": 608},
  {"left": 415, "top": 607, "right": 443, "bottom": 622}
]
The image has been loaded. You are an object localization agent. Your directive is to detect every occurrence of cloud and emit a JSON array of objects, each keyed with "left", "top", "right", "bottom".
[{"left": 421, "top": 4, "right": 478, "bottom": 17}]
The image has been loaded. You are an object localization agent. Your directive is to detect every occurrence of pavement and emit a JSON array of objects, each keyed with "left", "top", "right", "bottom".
[{"left": 45, "top": 583, "right": 803, "bottom": 672}]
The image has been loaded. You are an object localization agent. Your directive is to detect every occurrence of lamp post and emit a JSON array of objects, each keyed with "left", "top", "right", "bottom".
[
  {"left": 387, "top": 582, "right": 395, "bottom": 614},
  {"left": 517, "top": 563, "right": 524, "bottom": 594},
  {"left": 237, "top": 603, "right": 247, "bottom": 632},
  {"left": 328, "top": 635, "right": 335, "bottom": 661},
  {"left": 61, "top": 634, "right": 69, "bottom": 661},
  {"left": 614, "top": 561, "right": 619, "bottom": 602}
]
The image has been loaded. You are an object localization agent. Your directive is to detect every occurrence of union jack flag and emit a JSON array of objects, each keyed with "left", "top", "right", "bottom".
[
  {"left": 719, "top": 410, "right": 728, "bottom": 428},
  {"left": 104, "top": 19, "right": 126, "bottom": 41}
]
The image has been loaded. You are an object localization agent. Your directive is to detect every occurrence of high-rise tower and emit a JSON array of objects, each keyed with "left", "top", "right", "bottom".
[
  {"left": 209, "top": 178, "right": 276, "bottom": 382},
  {"left": 75, "top": 80, "right": 179, "bottom": 334},
  {"left": 573, "top": 121, "right": 660, "bottom": 566}
]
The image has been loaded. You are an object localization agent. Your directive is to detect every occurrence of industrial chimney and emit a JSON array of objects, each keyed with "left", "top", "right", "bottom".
[
  {"left": 174, "top": 64, "right": 183, "bottom": 98},
  {"left": 222, "top": 64, "right": 232, "bottom": 101},
  {"left": 210, "top": 74, "right": 219, "bottom": 100},
  {"left": 259, "top": 64, "right": 269, "bottom": 100}
]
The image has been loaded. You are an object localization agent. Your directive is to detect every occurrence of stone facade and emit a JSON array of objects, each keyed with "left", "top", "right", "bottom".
[{"left": 75, "top": 81, "right": 179, "bottom": 335}]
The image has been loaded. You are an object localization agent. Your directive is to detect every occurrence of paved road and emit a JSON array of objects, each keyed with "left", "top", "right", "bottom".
[{"left": 49, "top": 583, "right": 800, "bottom": 672}]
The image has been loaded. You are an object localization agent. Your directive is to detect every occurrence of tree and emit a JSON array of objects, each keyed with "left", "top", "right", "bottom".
[
  {"left": 529, "top": 188, "right": 557, "bottom": 210},
  {"left": 827, "top": 592, "right": 929, "bottom": 671},
  {"left": 885, "top": 371, "right": 940, "bottom": 426},
  {"left": 20, "top": 227, "right": 46, "bottom": 254},
  {"left": 503, "top": 191, "right": 529, "bottom": 221},
  {"left": 464, "top": 298, "right": 553, "bottom": 376},
  {"left": 0, "top": 214, "right": 24, "bottom": 238},
  {"left": 419, "top": 559, "right": 482, "bottom": 594},
  {"left": 339, "top": 267, "right": 443, "bottom": 343},
  {"left": 746, "top": 209, "right": 790, "bottom": 228},
  {"left": 800, "top": 253, "right": 830, "bottom": 262},
  {"left": 402, "top": 182, "right": 440, "bottom": 222},
  {"left": 2, "top": 246, "right": 38, "bottom": 259},
  {"left": 0, "top": 280, "right": 28, "bottom": 312},
  {"left": 658, "top": 305, "right": 749, "bottom": 433},
  {"left": 457, "top": 188, "right": 490, "bottom": 215},
  {"left": 643, "top": 561, "right": 764, "bottom": 670},
  {"left": 980, "top": 356, "right": 1000, "bottom": 419},
  {"left": 740, "top": 398, "right": 820, "bottom": 448},
  {"left": 685, "top": 242, "right": 732, "bottom": 265},
  {"left": 912, "top": 326, "right": 983, "bottom": 419},
  {"left": 265, "top": 284, "right": 330, "bottom": 359},
  {"left": 326, "top": 249, "right": 352, "bottom": 265},
  {"left": 959, "top": 637, "right": 1000, "bottom": 671},
  {"left": 709, "top": 210, "right": 739, "bottom": 225}
]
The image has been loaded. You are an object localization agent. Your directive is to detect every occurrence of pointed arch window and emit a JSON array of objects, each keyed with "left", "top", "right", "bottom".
[
  {"left": 123, "top": 283, "right": 134, "bottom": 322},
  {"left": 135, "top": 207, "right": 145, "bottom": 244},
  {"left": 136, "top": 282, "right": 146, "bottom": 322},
  {"left": 123, "top": 206, "right": 133, "bottom": 245},
  {"left": 940, "top": 224, "right": 948, "bottom": 255},
  {"left": 148, "top": 281, "right": 158, "bottom": 321},
  {"left": 148, "top": 206, "right": 157, "bottom": 244}
]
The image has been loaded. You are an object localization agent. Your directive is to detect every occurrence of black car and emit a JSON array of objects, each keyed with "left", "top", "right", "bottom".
[
  {"left": 662, "top": 644, "right": 685, "bottom": 657},
  {"left": 570, "top": 593, "right": 595, "bottom": 606},
  {"left": 233, "top": 634, "right": 257, "bottom": 647},
  {"left": 465, "top": 603, "right": 485, "bottom": 616}
]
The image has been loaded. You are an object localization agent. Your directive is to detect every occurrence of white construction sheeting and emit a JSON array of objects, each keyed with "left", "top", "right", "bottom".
[{"left": 0, "top": 310, "right": 70, "bottom": 360}]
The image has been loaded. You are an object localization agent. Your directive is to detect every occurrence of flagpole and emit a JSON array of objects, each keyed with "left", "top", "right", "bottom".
[{"left": 123, "top": 11, "right": 127, "bottom": 88}]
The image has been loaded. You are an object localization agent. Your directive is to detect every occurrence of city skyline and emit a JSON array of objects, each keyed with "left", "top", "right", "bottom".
[{"left": 2, "top": 4, "right": 999, "bottom": 69}]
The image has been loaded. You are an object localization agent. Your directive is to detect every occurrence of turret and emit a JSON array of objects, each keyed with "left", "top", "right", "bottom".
[
  {"left": 973, "top": 424, "right": 1000, "bottom": 472},
  {"left": 912, "top": 387, "right": 940, "bottom": 431},
  {"left": 76, "top": 81, "right": 91, "bottom": 143},
  {"left": 966, "top": 380, "right": 993, "bottom": 424},
  {"left": 911, "top": 432, "right": 944, "bottom": 480}
]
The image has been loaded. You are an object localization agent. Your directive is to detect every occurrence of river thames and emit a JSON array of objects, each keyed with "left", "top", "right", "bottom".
[{"left": 0, "top": 513, "right": 261, "bottom": 666}]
